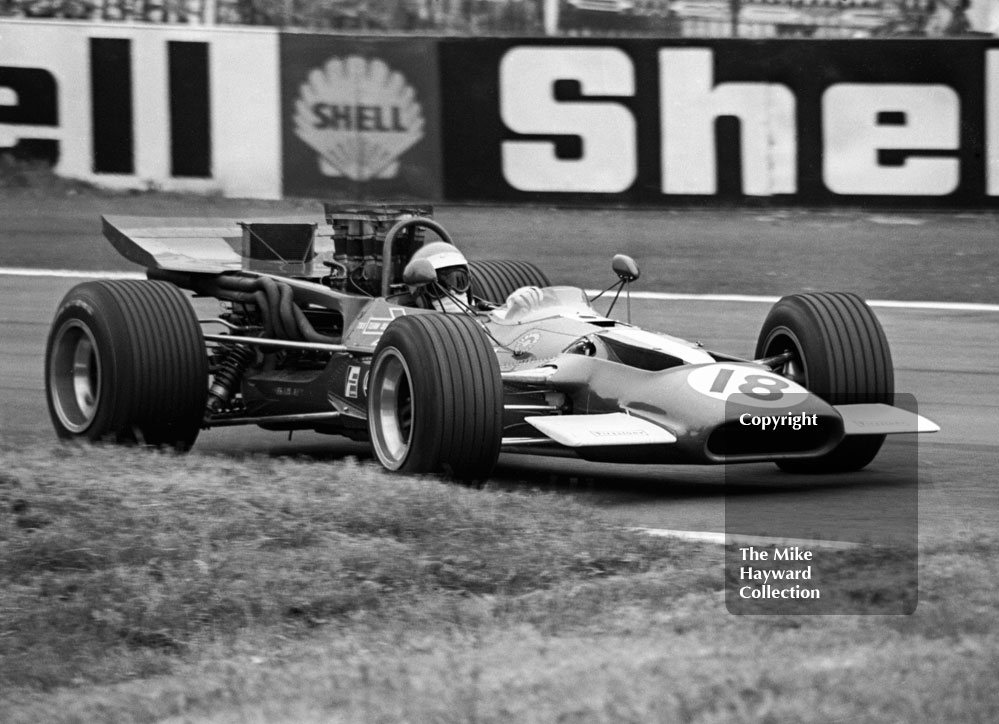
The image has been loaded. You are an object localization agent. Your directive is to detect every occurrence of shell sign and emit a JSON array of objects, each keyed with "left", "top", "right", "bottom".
[
  {"left": 294, "top": 56, "right": 425, "bottom": 181},
  {"left": 281, "top": 38, "right": 442, "bottom": 199}
]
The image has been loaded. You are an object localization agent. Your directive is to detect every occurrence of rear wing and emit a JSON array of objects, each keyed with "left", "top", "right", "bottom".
[{"left": 101, "top": 215, "right": 333, "bottom": 275}]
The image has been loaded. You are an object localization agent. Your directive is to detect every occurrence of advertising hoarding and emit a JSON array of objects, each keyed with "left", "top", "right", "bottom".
[
  {"left": 440, "top": 38, "right": 999, "bottom": 207},
  {"left": 280, "top": 35, "right": 443, "bottom": 201}
]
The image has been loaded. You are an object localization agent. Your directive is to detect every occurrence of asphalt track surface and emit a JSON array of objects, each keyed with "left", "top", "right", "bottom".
[{"left": 1, "top": 196, "right": 997, "bottom": 546}]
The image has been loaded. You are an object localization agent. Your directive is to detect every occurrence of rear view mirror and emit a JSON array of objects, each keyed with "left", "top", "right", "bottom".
[{"left": 612, "top": 254, "right": 640, "bottom": 282}]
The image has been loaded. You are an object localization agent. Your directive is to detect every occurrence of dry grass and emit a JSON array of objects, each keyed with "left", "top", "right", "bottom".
[
  {"left": 0, "top": 443, "right": 692, "bottom": 687},
  {"left": 1, "top": 442, "right": 997, "bottom": 724}
]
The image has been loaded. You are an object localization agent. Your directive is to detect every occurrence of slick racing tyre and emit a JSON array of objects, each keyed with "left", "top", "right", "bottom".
[
  {"left": 367, "top": 313, "right": 503, "bottom": 483},
  {"left": 469, "top": 260, "right": 551, "bottom": 305},
  {"left": 754, "top": 292, "right": 894, "bottom": 473},
  {"left": 45, "top": 280, "right": 208, "bottom": 450}
]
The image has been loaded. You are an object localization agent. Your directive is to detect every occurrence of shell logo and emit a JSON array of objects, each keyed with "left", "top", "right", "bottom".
[{"left": 294, "top": 56, "right": 425, "bottom": 181}]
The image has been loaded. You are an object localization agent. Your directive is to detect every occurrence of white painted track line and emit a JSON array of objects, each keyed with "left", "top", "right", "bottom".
[
  {"left": 2, "top": 269, "right": 997, "bottom": 312},
  {"left": 634, "top": 527, "right": 860, "bottom": 550},
  {"left": 0, "top": 267, "right": 144, "bottom": 280},
  {"left": 584, "top": 290, "right": 999, "bottom": 313}
]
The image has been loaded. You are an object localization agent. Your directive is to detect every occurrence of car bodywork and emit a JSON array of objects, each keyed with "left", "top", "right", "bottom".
[{"left": 46, "top": 204, "right": 937, "bottom": 481}]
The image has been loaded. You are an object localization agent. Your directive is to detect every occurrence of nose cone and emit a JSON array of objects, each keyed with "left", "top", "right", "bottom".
[{"left": 610, "top": 362, "right": 845, "bottom": 464}]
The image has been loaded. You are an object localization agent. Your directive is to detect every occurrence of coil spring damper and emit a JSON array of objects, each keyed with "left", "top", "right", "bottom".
[{"left": 208, "top": 343, "right": 255, "bottom": 411}]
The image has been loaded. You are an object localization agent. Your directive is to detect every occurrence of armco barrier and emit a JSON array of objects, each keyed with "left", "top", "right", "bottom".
[{"left": 4, "top": 20, "right": 999, "bottom": 207}]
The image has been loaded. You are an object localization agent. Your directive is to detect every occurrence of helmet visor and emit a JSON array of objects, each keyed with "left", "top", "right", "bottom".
[{"left": 428, "top": 266, "right": 470, "bottom": 297}]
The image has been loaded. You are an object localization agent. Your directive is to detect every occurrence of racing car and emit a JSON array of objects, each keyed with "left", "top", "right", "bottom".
[{"left": 44, "top": 204, "right": 937, "bottom": 482}]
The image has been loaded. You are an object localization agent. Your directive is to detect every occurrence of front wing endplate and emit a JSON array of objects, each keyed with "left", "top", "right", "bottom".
[
  {"left": 835, "top": 404, "right": 940, "bottom": 435},
  {"left": 525, "top": 413, "right": 677, "bottom": 448}
]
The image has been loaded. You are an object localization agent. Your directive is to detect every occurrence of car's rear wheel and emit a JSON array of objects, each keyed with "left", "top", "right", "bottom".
[
  {"left": 754, "top": 291, "right": 894, "bottom": 473},
  {"left": 367, "top": 313, "right": 503, "bottom": 482},
  {"left": 469, "top": 260, "right": 550, "bottom": 305},
  {"left": 45, "top": 280, "right": 208, "bottom": 450}
]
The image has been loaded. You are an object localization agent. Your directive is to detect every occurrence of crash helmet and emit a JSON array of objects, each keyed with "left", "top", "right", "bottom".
[{"left": 409, "top": 241, "right": 471, "bottom": 308}]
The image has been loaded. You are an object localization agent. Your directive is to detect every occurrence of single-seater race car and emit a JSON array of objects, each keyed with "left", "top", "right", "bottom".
[{"left": 45, "top": 204, "right": 938, "bottom": 482}]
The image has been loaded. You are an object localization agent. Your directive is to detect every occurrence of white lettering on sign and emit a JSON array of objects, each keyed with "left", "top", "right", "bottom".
[
  {"left": 659, "top": 48, "right": 797, "bottom": 196},
  {"left": 496, "top": 45, "right": 997, "bottom": 199},
  {"left": 0, "top": 86, "right": 17, "bottom": 147},
  {"left": 986, "top": 50, "right": 999, "bottom": 196},
  {"left": 823, "top": 84, "right": 960, "bottom": 195},
  {"left": 499, "top": 47, "right": 637, "bottom": 193}
]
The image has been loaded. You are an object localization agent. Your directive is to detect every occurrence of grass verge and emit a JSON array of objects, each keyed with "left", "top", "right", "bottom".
[
  {"left": 1, "top": 442, "right": 997, "bottom": 723},
  {"left": 0, "top": 157, "right": 107, "bottom": 196}
]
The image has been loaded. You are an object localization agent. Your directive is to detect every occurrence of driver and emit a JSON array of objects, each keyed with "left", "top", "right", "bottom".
[
  {"left": 407, "top": 241, "right": 472, "bottom": 313},
  {"left": 405, "top": 243, "right": 548, "bottom": 317}
]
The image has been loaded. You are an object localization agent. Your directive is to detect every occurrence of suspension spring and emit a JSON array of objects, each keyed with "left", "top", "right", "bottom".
[{"left": 207, "top": 344, "right": 255, "bottom": 412}]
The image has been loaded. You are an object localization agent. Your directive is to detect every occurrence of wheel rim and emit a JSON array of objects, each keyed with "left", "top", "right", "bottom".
[
  {"left": 369, "top": 348, "right": 414, "bottom": 470},
  {"left": 763, "top": 327, "right": 807, "bottom": 387},
  {"left": 49, "top": 320, "right": 102, "bottom": 433}
]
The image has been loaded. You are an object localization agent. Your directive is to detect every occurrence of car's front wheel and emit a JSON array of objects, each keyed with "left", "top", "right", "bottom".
[
  {"left": 755, "top": 291, "right": 894, "bottom": 473},
  {"left": 45, "top": 279, "right": 208, "bottom": 450},
  {"left": 367, "top": 313, "right": 503, "bottom": 482}
]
